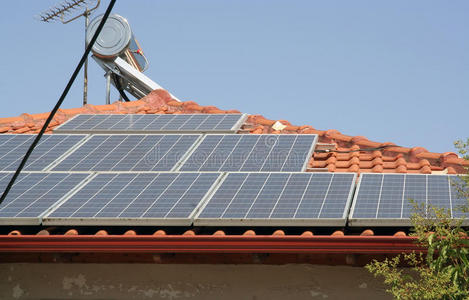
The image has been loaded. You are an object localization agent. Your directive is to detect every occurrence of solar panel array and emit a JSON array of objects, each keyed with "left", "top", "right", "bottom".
[
  {"left": 44, "top": 172, "right": 221, "bottom": 225},
  {"left": 195, "top": 173, "right": 356, "bottom": 226},
  {"left": 0, "top": 134, "right": 87, "bottom": 171},
  {"left": 0, "top": 110, "right": 331, "bottom": 227},
  {"left": 51, "top": 134, "right": 200, "bottom": 171},
  {"left": 0, "top": 172, "right": 90, "bottom": 225},
  {"left": 4, "top": 112, "right": 466, "bottom": 228},
  {"left": 349, "top": 173, "right": 469, "bottom": 226},
  {"left": 54, "top": 114, "right": 247, "bottom": 133},
  {"left": 179, "top": 134, "right": 317, "bottom": 172}
]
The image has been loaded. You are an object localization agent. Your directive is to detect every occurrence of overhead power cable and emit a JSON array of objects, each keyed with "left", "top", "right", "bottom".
[{"left": 0, "top": 0, "right": 116, "bottom": 205}]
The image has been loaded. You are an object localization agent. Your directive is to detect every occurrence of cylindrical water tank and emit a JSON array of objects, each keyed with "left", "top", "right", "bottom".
[{"left": 86, "top": 14, "right": 148, "bottom": 72}]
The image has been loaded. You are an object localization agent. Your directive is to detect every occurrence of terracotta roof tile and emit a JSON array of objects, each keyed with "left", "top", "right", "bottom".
[
  {"left": 0, "top": 90, "right": 467, "bottom": 175},
  {"left": 273, "top": 230, "right": 286, "bottom": 236},
  {"left": 360, "top": 229, "right": 374, "bottom": 236},
  {"left": 153, "top": 230, "right": 166, "bottom": 236},
  {"left": 95, "top": 230, "right": 108, "bottom": 236},
  {"left": 243, "top": 230, "right": 256, "bottom": 236},
  {"left": 183, "top": 230, "right": 197, "bottom": 236},
  {"left": 64, "top": 229, "right": 78, "bottom": 235},
  {"left": 36, "top": 229, "right": 50, "bottom": 236},
  {"left": 4, "top": 227, "right": 419, "bottom": 238},
  {"left": 332, "top": 230, "right": 345, "bottom": 237},
  {"left": 1, "top": 89, "right": 465, "bottom": 260}
]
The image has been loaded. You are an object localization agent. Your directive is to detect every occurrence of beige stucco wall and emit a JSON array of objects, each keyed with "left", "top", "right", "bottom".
[{"left": 0, "top": 263, "right": 392, "bottom": 300}]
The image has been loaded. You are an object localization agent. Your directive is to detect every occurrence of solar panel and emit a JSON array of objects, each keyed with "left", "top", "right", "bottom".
[
  {"left": 194, "top": 172, "right": 356, "bottom": 226},
  {"left": 51, "top": 134, "right": 200, "bottom": 171},
  {"left": 178, "top": 134, "right": 317, "bottom": 172},
  {"left": 0, "top": 134, "right": 87, "bottom": 171},
  {"left": 54, "top": 114, "right": 247, "bottom": 133},
  {"left": 0, "top": 172, "right": 91, "bottom": 225},
  {"left": 349, "top": 173, "right": 469, "bottom": 226},
  {"left": 44, "top": 172, "right": 222, "bottom": 226}
]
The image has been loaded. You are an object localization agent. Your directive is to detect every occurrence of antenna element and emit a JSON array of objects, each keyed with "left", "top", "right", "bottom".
[{"left": 37, "top": 0, "right": 101, "bottom": 106}]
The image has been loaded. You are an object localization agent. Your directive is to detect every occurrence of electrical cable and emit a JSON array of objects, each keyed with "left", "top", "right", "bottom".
[
  {"left": 139, "top": 51, "right": 149, "bottom": 72},
  {"left": 112, "top": 73, "right": 131, "bottom": 102},
  {"left": 314, "top": 144, "right": 401, "bottom": 154},
  {"left": 0, "top": 0, "right": 116, "bottom": 205}
]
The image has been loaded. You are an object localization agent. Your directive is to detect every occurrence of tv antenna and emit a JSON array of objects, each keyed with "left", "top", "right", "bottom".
[{"left": 38, "top": 0, "right": 101, "bottom": 106}]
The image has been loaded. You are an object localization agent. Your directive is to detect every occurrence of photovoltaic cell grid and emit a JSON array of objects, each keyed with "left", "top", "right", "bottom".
[
  {"left": 349, "top": 173, "right": 469, "bottom": 226},
  {"left": 179, "top": 134, "right": 317, "bottom": 172},
  {"left": 195, "top": 172, "right": 356, "bottom": 226},
  {"left": 0, "top": 134, "right": 87, "bottom": 171},
  {"left": 0, "top": 172, "right": 90, "bottom": 225},
  {"left": 44, "top": 172, "right": 221, "bottom": 225},
  {"left": 54, "top": 114, "right": 246, "bottom": 133},
  {"left": 51, "top": 134, "right": 200, "bottom": 171}
]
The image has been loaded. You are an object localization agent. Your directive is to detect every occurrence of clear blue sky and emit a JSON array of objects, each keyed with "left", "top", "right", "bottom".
[{"left": 0, "top": 1, "right": 468, "bottom": 153}]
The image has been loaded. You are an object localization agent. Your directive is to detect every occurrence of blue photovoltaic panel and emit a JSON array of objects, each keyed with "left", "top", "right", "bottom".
[
  {"left": 349, "top": 173, "right": 469, "bottom": 226},
  {"left": 44, "top": 172, "right": 221, "bottom": 225},
  {"left": 179, "top": 134, "right": 317, "bottom": 172},
  {"left": 0, "top": 172, "right": 90, "bottom": 224},
  {"left": 0, "top": 134, "right": 87, "bottom": 171},
  {"left": 51, "top": 134, "right": 200, "bottom": 171},
  {"left": 450, "top": 175, "right": 469, "bottom": 219},
  {"left": 195, "top": 172, "right": 356, "bottom": 226},
  {"left": 54, "top": 114, "right": 246, "bottom": 133}
]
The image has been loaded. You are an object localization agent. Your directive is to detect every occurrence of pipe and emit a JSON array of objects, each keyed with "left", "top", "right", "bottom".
[
  {"left": 105, "top": 71, "right": 111, "bottom": 104},
  {"left": 83, "top": 10, "right": 89, "bottom": 106}
]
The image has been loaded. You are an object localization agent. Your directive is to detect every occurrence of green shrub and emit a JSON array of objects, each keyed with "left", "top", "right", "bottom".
[{"left": 366, "top": 140, "right": 469, "bottom": 300}]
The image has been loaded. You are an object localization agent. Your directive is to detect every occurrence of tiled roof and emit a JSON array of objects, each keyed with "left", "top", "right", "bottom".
[
  {"left": 1, "top": 89, "right": 467, "bottom": 174},
  {"left": 0, "top": 89, "right": 466, "bottom": 262}
]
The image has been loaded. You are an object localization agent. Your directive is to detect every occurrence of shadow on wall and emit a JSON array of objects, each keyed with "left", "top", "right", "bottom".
[{"left": 0, "top": 263, "right": 391, "bottom": 300}]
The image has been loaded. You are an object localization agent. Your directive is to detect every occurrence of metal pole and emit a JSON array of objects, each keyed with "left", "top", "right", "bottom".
[
  {"left": 83, "top": 9, "right": 89, "bottom": 106},
  {"left": 1, "top": 0, "right": 116, "bottom": 205},
  {"left": 38, "top": 0, "right": 101, "bottom": 107},
  {"left": 105, "top": 71, "right": 111, "bottom": 104}
]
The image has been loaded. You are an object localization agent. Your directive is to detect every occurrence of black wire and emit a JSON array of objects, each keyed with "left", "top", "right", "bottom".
[
  {"left": 314, "top": 144, "right": 401, "bottom": 154},
  {"left": 0, "top": 0, "right": 117, "bottom": 205},
  {"left": 112, "top": 73, "right": 131, "bottom": 102}
]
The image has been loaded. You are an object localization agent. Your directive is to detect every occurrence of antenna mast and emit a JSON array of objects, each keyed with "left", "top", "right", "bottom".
[{"left": 38, "top": 0, "right": 101, "bottom": 106}]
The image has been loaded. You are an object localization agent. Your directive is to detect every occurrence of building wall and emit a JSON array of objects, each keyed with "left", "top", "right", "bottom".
[{"left": 0, "top": 263, "right": 392, "bottom": 300}]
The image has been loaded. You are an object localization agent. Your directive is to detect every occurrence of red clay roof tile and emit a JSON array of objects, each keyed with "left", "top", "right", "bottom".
[
  {"left": 243, "top": 230, "right": 256, "bottom": 236},
  {"left": 273, "top": 230, "right": 286, "bottom": 236},
  {"left": 332, "top": 230, "right": 345, "bottom": 236},
  {"left": 360, "top": 229, "right": 374, "bottom": 236},
  {"left": 64, "top": 229, "right": 78, "bottom": 235},
  {"left": 0, "top": 89, "right": 466, "bottom": 176},
  {"left": 153, "top": 230, "right": 166, "bottom": 236},
  {"left": 36, "top": 229, "right": 50, "bottom": 235},
  {"left": 1, "top": 90, "right": 465, "bottom": 261}
]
